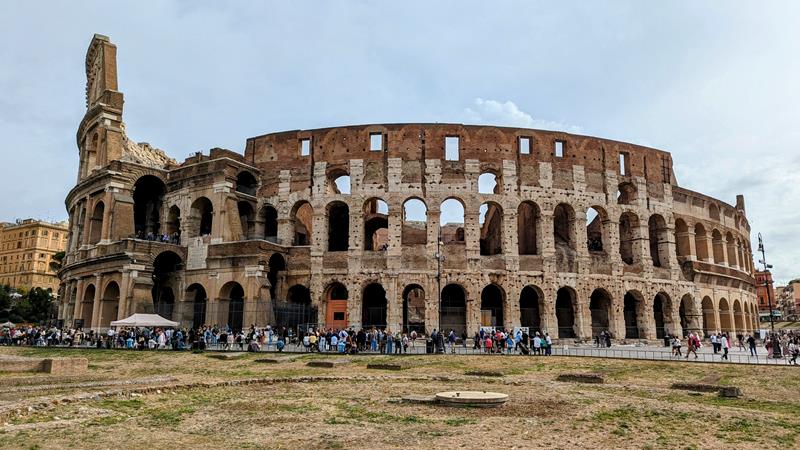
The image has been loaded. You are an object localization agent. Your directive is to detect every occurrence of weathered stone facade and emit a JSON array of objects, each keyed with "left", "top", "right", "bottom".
[{"left": 58, "top": 35, "right": 759, "bottom": 341}]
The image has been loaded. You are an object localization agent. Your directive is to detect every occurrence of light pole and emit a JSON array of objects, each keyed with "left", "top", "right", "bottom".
[{"left": 757, "top": 233, "right": 781, "bottom": 358}]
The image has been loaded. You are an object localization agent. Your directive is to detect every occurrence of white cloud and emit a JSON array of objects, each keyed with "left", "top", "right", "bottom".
[{"left": 463, "top": 98, "right": 582, "bottom": 133}]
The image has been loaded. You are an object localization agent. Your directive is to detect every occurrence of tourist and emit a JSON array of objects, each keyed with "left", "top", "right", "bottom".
[
  {"left": 533, "top": 332, "right": 542, "bottom": 355},
  {"left": 721, "top": 333, "right": 729, "bottom": 361},
  {"left": 788, "top": 340, "right": 799, "bottom": 365},
  {"left": 710, "top": 333, "right": 719, "bottom": 354},
  {"left": 747, "top": 334, "right": 757, "bottom": 356},
  {"left": 448, "top": 330, "right": 457, "bottom": 354},
  {"left": 685, "top": 332, "right": 698, "bottom": 359},
  {"left": 544, "top": 333, "right": 552, "bottom": 356},
  {"left": 671, "top": 335, "right": 682, "bottom": 357}
]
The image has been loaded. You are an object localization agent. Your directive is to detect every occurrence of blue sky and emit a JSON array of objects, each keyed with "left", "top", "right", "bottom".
[{"left": 1, "top": 1, "right": 798, "bottom": 282}]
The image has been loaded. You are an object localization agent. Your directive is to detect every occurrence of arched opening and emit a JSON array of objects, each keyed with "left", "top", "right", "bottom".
[
  {"left": 235, "top": 171, "right": 258, "bottom": 196},
  {"left": 402, "top": 284, "right": 425, "bottom": 333},
  {"left": 733, "top": 299, "right": 744, "bottom": 332},
  {"left": 617, "top": 182, "right": 637, "bottom": 205},
  {"left": 362, "top": 283, "right": 387, "bottom": 329},
  {"left": 709, "top": 203, "right": 720, "bottom": 221},
  {"left": 99, "top": 282, "right": 119, "bottom": 328},
  {"left": 480, "top": 284, "right": 505, "bottom": 328},
  {"left": 479, "top": 202, "right": 503, "bottom": 256},
  {"left": 554, "top": 204, "right": 577, "bottom": 271},
  {"left": 586, "top": 207, "right": 606, "bottom": 253},
  {"left": 589, "top": 288, "right": 612, "bottom": 336},
  {"left": 152, "top": 251, "right": 182, "bottom": 320},
  {"left": 133, "top": 175, "right": 166, "bottom": 237},
  {"left": 718, "top": 298, "right": 732, "bottom": 333},
  {"left": 291, "top": 201, "right": 313, "bottom": 246},
  {"left": 624, "top": 291, "right": 644, "bottom": 339},
  {"left": 166, "top": 206, "right": 181, "bottom": 243},
  {"left": 726, "top": 232, "right": 738, "bottom": 268},
  {"left": 329, "top": 169, "right": 351, "bottom": 195},
  {"left": 440, "top": 198, "right": 465, "bottom": 244},
  {"left": 277, "top": 284, "right": 316, "bottom": 332},
  {"left": 440, "top": 284, "right": 466, "bottom": 336},
  {"left": 186, "top": 283, "right": 207, "bottom": 329},
  {"left": 648, "top": 214, "right": 669, "bottom": 267},
  {"left": 674, "top": 219, "right": 690, "bottom": 259},
  {"left": 402, "top": 198, "right": 427, "bottom": 245},
  {"left": 363, "top": 198, "right": 389, "bottom": 251},
  {"left": 288, "top": 284, "right": 311, "bottom": 305},
  {"left": 261, "top": 205, "right": 278, "bottom": 241},
  {"left": 712, "top": 230, "right": 725, "bottom": 264},
  {"left": 694, "top": 223, "right": 709, "bottom": 261},
  {"left": 619, "top": 212, "right": 639, "bottom": 265},
  {"left": 89, "top": 201, "right": 104, "bottom": 244},
  {"left": 478, "top": 172, "right": 499, "bottom": 194},
  {"left": 702, "top": 296, "right": 716, "bottom": 336},
  {"left": 327, "top": 201, "right": 350, "bottom": 251},
  {"left": 267, "top": 253, "right": 286, "bottom": 301},
  {"left": 653, "top": 292, "right": 671, "bottom": 338},
  {"left": 517, "top": 201, "right": 540, "bottom": 255},
  {"left": 189, "top": 197, "right": 213, "bottom": 238},
  {"left": 555, "top": 287, "right": 577, "bottom": 338},
  {"left": 220, "top": 282, "right": 245, "bottom": 333},
  {"left": 237, "top": 201, "right": 255, "bottom": 240},
  {"left": 679, "top": 294, "right": 696, "bottom": 337},
  {"left": 519, "top": 286, "right": 542, "bottom": 332},
  {"left": 80, "top": 284, "right": 95, "bottom": 327},
  {"left": 325, "top": 282, "right": 348, "bottom": 329}
]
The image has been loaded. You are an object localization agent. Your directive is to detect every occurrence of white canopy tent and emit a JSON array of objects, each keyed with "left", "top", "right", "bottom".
[
  {"left": 1, "top": 321, "right": 15, "bottom": 328},
  {"left": 110, "top": 313, "right": 179, "bottom": 328}
]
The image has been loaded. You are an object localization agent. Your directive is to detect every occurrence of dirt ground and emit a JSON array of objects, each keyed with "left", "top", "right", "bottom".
[{"left": 1, "top": 347, "right": 799, "bottom": 449}]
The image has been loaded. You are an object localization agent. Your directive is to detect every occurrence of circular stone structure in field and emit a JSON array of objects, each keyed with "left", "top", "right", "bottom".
[{"left": 435, "top": 391, "right": 508, "bottom": 407}]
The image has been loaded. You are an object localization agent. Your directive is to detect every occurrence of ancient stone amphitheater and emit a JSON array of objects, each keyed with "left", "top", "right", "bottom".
[{"left": 58, "top": 35, "right": 758, "bottom": 341}]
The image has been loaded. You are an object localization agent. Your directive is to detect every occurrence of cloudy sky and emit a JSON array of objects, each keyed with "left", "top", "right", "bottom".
[{"left": 1, "top": 1, "right": 798, "bottom": 282}]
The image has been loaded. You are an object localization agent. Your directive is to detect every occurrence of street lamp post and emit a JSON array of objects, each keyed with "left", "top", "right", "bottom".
[{"left": 757, "top": 233, "right": 781, "bottom": 358}]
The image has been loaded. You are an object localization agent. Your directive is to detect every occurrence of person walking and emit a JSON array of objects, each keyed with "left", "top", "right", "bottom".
[
  {"left": 544, "top": 333, "right": 552, "bottom": 356},
  {"left": 671, "top": 336, "right": 682, "bottom": 357},
  {"left": 533, "top": 332, "right": 542, "bottom": 355},
  {"left": 789, "top": 340, "right": 799, "bottom": 365},
  {"left": 710, "top": 333, "right": 718, "bottom": 354},
  {"left": 685, "top": 333, "right": 698, "bottom": 359},
  {"left": 721, "top": 333, "right": 729, "bottom": 361},
  {"left": 747, "top": 334, "right": 757, "bottom": 356}
]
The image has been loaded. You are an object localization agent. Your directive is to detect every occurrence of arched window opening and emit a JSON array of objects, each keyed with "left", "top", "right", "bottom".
[
  {"left": 166, "top": 206, "right": 181, "bottom": 244},
  {"left": 152, "top": 251, "right": 182, "bottom": 320},
  {"left": 589, "top": 289, "right": 611, "bottom": 337},
  {"left": 292, "top": 201, "right": 313, "bottom": 246},
  {"left": 674, "top": 219, "right": 690, "bottom": 259},
  {"left": 80, "top": 284, "right": 95, "bottom": 327},
  {"left": 701, "top": 296, "right": 716, "bottom": 336},
  {"left": 262, "top": 205, "right": 278, "bottom": 241},
  {"left": 726, "top": 232, "right": 738, "bottom": 268},
  {"left": 440, "top": 199, "right": 465, "bottom": 244},
  {"left": 479, "top": 202, "right": 503, "bottom": 256},
  {"left": 619, "top": 212, "right": 639, "bottom": 265},
  {"left": 648, "top": 214, "right": 669, "bottom": 267},
  {"left": 237, "top": 201, "right": 255, "bottom": 240},
  {"left": 517, "top": 201, "right": 539, "bottom": 255},
  {"left": 440, "top": 284, "right": 466, "bottom": 336},
  {"left": 480, "top": 284, "right": 505, "bottom": 328},
  {"left": 679, "top": 294, "right": 694, "bottom": 337},
  {"left": 694, "top": 223, "right": 709, "bottom": 261},
  {"left": 329, "top": 169, "right": 351, "bottom": 195},
  {"left": 712, "top": 229, "right": 725, "bottom": 264},
  {"left": 519, "top": 286, "right": 541, "bottom": 332},
  {"left": 624, "top": 291, "right": 644, "bottom": 339},
  {"left": 402, "top": 284, "right": 425, "bottom": 334},
  {"left": 733, "top": 299, "right": 744, "bottom": 332},
  {"left": 327, "top": 201, "right": 350, "bottom": 251},
  {"left": 402, "top": 199, "right": 427, "bottom": 245},
  {"left": 89, "top": 201, "right": 104, "bottom": 244},
  {"left": 235, "top": 171, "right": 258, "bottom": 196},
  {"left": 718, "top": 298, "right": 732, "bottom": 333},
  {"left": 133, "top": 175, "right": 166, "bottom": 238},
  {"left": 653, "top": 292, "right": 672, "bottom": 339},
  {"left": 363, "top": 198, "right": 389, "bottom": 251},
  {"left": 99, "top": 282, "right": 120, "bottom": 328},
  {"left": 555, "top": 287, "right": 576, "bottom": 339},
  {"left": 362, "top": 283, "right": 387, "bottom": 329},
  {"left": 478, "top": 172, "right": 499, "bottom": 194},
  {"left": 220, "top": 282, "right": 245, "bottom": 333},
  {"left": 189, "top": 197, "right": 213, "bottom": 238},
  {"left": 186, "top": 283, "right": 207, "bottom": 329},
  {"left": 617, "top": 182, "right": 637, "bottom": 205},
  {"left": 709, "top": 203, "right": 720, "bottom": 220},
  {"left": 553, "top": 204, "right": 575, "bottom": 249},
  {"left": 586, "top": 207, "right": 605, "bottom": 252}
]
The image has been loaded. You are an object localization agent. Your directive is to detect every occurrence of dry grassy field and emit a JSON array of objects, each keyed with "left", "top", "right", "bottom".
[{"left": 1, "top": 347, "right": 799, "bottom": 449}]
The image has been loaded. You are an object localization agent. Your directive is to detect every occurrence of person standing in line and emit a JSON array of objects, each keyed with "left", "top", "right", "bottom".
[
  {"left": 721, "top": 333, "right": 729, "bottom": 361},
  {"left": 533, "top": 332, "right": 542, "bottom": 355},
  {"left": 710, "top": 333, "right": 718, "bottom": 354},
  {"left": 544, "top": 333, "right": 553, "bottom": 356}
]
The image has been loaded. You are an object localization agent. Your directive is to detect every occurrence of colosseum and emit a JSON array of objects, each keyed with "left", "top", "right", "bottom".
[{"left": 57, "top": 35, "right": 759, "bottom": 342}]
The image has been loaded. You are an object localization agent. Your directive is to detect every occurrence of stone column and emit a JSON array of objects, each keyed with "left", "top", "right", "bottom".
[{"left": 90, "top": 273, "right": 103, "bottom": 329}]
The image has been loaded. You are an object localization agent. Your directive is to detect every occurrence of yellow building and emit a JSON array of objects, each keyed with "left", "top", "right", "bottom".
[{"left": 0, "top": 219, "right": 68, "bottom": 291}]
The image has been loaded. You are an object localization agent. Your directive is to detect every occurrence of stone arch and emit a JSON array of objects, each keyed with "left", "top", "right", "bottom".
[
  {"left": 480, "top": 284, "right": 505, "bottom": 328},
  {"left": 219, "top": 281, "right": 245, "bottom": 332},
  {"left": 99, "top": 281, "right": 119, "bottom": 328},
  {"left": 701, "top": 296, "right": 716, "bottom": 336},
  {"left": 619, "top": 212, "right": 640, "bottom": 265},
  {"left": 80, "top": 284, "right": 95, "bottom": 327},
  {"left": 478, "top": 171, "right": 500, "bottom": 194},
  {"left": 89, "top": 201, "right": 104, "bottom": 244},
  {"left": 152, "top": 251, "right": 182, "bottom": 320},
  {"left": 648, "top": 214, "right": 670, "bottom": 267},
  {"left": 166, "top": 205, "right": 181, "bottom": 241},
  {"left": 653, "top": 292, "right": 673, "bottom": 338},
  {"left": 678, "top": 293, "right": 699, "bottom": 336},
  {"left": 479, "top": 202, "right": 503, "bottom": 256},
  {"left": 517, "top": 201, "right": 540, "bottom": 255},
  {"left": 260, "top": 204, "right": 278, "bottom": 241},
  {"left": 324, "top": 282, "right": 349, "bottom": 329},
  {"left": 555, "top": 286, "right": 578, "bottom": 339},
  {"left": 589, "top": 288, "right": 612, "bottom": 337},
  {"left": 327, "top": 201, "right": 350, "bottom": 251},
  {"left": 712, "top": 229, "right": 725, "bottom": 264},
  {"left": 362, "top": 282, "right": 387, "bottom": 329},
  {"left": 694, "top": 223, "right": 709, "bottom": 261},
  {"left": 623, "top": 290, "right": 646, "bottom": 339},
  {"left": 363, "top": 198, "right": 389, "bottom": 251},
  {"left": 586, "top": 206, "right": 608, "bottom": 253},
  {"left": 189, "top": 197, "right": 213, "bottom": 238},
  {"left": 402, "top": 284, "right": 425, "bottom": 333},
  {"left": 440, "top": 198, "right": 465, "bottom": 243},
  {"left": 235, "top": 171, "right": 258, "bottom": 196},
  {"left": 726, "top": 232, "right": 738, "bottom": 268},
  {"left": 328, "top": 167, "right": 351, "bottom": 195},
  {"left": 674, "top": 218, "right": 690, "bottom": 259},
  {"left": 291, "top": 200, "right": 313, "bottom": 246},
  {"left": 133, "top": 175, "right": 166, "bottom": 237},
  {"left": 267, "top": 253, "right": 286, "bottom": 300},
  {"left": 718, "top": 298, "right": 732, "bottom": 333},
  {"left": 402, "top": 198, "right": 427, "bottom": 245},
  {"left": 185, "top": 283, "right": 208, "bottom": 328},
  {"left": 519, "top": 285, "right": 543, "bottom": 333},
  {"left": 440, "top": 283, "right": 467, "bottom": 336},
  {"left": 237, "top": 201, "right": 255, "bottom": 240},
  {"left": 733, "top": 299, "right": 745, "bottom": 333},
  {"left": 554, "top": 203, "right": 576, "bottom": 249}
]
